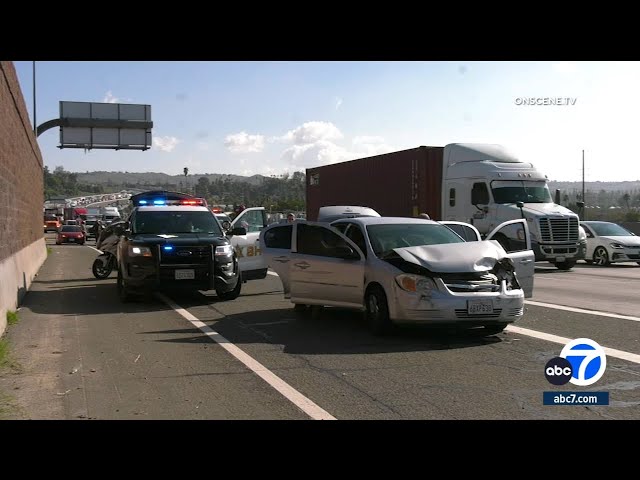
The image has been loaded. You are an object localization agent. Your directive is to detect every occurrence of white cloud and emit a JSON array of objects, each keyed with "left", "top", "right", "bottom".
[
  {"left": 282, "top": 121, "right": 343, "bottom": 145},
  {"left": 275, "top": 121, "right": 394, "bottom": 171},
  {"left": 224, "top": 132, "right": 265, "bottom": 153},
  {"left": 282, "top": 139, "right": 353, "bottom": 169},
  {"left": 153, "top": 136, "right": 180, "bottom": 152},
  {"left": 102, "top": 91, "right": 132, "bottom": 103},
  {"left": 352, "top": 136, "right": 394, "bottom": 157},
  {"left": 103, "top": 91, "right": 119, "bottom": 103},
  {"left": 335, "top": 97, "right": 343, "bottom": 110}
]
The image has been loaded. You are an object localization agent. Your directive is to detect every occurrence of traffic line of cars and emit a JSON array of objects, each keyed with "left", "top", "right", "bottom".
[{"left": 74, "top": 190, "right": 639, "bottom": 338}]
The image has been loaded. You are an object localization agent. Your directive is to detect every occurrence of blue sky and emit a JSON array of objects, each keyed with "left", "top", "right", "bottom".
[{"left": 13, "top": 61, "right": 640, "bottom": 182}]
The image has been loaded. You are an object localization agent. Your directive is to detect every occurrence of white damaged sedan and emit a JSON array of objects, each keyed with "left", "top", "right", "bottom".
[{"left": 260, "top": 217, "right": 534, "bottom": 336}]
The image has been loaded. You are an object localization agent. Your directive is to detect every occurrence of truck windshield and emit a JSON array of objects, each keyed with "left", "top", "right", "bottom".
[
  {"left": 491, "top": 180, "right": 552, "bottom": 204},
  {"left": 133, "top": 211, "right": 223, "bottom": 235}
]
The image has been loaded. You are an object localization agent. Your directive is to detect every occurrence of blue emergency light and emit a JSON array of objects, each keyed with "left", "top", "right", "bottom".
[{"left": 163, "top": 245, "right": 173, "bottom": 251}]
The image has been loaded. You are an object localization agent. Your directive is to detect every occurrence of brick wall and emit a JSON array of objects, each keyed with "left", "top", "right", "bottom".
[{"left": 0, "top": 61, "right": 44, "bottom": 263}]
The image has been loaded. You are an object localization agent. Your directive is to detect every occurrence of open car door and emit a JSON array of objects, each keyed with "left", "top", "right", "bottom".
[
  {"left": 259, "top": 223, "right": 293, "bottom": 297},
  {"left": 486, "top": 218, "right": 534, "bottom": 298},
  {"left": 230, "top": 207, "right": 268, "bottom": 280}
]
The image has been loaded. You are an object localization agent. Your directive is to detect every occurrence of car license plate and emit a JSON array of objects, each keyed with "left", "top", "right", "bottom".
[
  {"left": 175, "top": 269, "right": 195, "bottom": 280},
  {"left": 69, "top": 238, "right": 76, "bottom": 242},
  {"left": 556, "top": 256, "right": 565, "bottom": 262},
  {"left": 467, "top": 300, "right": 494, "bottom": 315}
]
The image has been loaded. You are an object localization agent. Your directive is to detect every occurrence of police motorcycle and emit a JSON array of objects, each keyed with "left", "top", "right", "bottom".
[{"left": 92, "top": 221, "right": 125, "bottom": 279}]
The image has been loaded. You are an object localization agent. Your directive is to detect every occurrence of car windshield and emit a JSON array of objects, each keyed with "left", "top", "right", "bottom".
[
  {"left": 366, "top": 223, "right": 465, "bottom": 257},
  {"left": 61, "top": 226, "right": 82, "bottom": 232},
  {"left": 586, "top": 222, "right": 634, "bottom": 237},
  {"left": 491, "top": 180, "right": 552, "bottom": 204},
  {"left": 133, "top": 210, "right": 223, "bottom": 235}
]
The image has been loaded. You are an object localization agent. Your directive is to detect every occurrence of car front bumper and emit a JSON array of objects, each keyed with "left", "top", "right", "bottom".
[{"left": 390, "top": 279, "right": 524, "bottom": 325}]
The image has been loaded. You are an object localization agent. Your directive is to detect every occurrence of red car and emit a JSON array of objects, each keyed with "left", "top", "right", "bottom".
[{"left": 56, "top": 225, "right": 85, "bottom": 245}]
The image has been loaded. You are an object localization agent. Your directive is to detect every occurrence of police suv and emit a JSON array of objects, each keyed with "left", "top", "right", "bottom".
[{"left": 116, "top": 191, "right": 245, "bottom": 302}]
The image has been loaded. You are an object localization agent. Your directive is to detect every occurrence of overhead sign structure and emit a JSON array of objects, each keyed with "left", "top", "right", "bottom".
[
  {"left": 36, "top": 101, "right": 153, "bottom": 151},
  {"left": 59, "top": 101, "right": 152, "bottom": 150}
]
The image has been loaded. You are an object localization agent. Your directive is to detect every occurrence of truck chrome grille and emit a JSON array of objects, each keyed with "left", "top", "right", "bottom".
[{"left": 538, "top": 217, "right": 579, "bottom": 243}]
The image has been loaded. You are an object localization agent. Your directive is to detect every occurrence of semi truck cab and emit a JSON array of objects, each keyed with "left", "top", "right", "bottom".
[{"left": 442, "top": 143, "right": 583, "bottom": 270}]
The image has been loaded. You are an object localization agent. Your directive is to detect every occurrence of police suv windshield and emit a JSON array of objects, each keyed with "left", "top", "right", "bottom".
[{"left": 133, "top": 210, "right": 223, "bottom": 235}]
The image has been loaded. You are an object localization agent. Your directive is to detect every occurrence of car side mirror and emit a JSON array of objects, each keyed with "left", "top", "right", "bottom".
[
  {"left": 229, "top": 226, "right": 247, "bottom": 236},
  {"left": 222, "top": 220, "right": 231, "bottom": 231},
  {"left": 335, "top": 245, "right": 359, "bottom": 260}
]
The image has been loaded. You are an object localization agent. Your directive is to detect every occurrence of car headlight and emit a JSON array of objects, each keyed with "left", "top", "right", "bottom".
[
  {"left": 395, "top": 274, "right": 436, "bottom": 297},
  {"left": 129, "top": 246, "right": 153, "bottom": 257},
  {"left": 609, "top": 243, "right": 625, "bottom": 249},
  {"left": 215, "top": 245, "right": 233, "bottom": 256}
]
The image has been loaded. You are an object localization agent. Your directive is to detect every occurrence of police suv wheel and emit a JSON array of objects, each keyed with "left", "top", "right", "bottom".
[{"left": 117, "top": 268, "right": 133, "bottom": 302}]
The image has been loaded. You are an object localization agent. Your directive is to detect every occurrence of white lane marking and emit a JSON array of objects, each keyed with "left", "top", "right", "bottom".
[
  {"left": 525, "top": 300, "right": 640, "bottom": 322},
  {"left": 505, "top": 325, "right": 640, "bottom": 364},
  {"left": 156, "top": 293, "right": 335, "bottom": 420},
  {"left": 85, "top": 245, "right": 103, "bottom": 254},
  {"left": 267, "top": 271, "right": 278, "bottom": 276}
]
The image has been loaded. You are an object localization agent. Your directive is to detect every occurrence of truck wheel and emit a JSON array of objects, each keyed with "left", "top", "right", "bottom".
[
  {"left": 555, "top": 260, "right": 576, "bottom": 270},
  {"left": 217, "top": 275, "right": 242, "bottom": 301},
  {"left": 117, "top": 268, "right": 133, "bottom": 302},
  {"left": 593, "top": 247, "right": 610, "bottom": 266},
  {"left": 365, "top": 286, "right": 392, "bottom": 336}
]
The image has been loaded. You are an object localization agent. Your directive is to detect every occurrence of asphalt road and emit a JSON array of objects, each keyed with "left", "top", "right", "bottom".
[
  {"left": 532, "top": 262, "right": 640, "bottom": 317},
  {"left": 1, "top": 235, "right": 639, "bottom": 420}
]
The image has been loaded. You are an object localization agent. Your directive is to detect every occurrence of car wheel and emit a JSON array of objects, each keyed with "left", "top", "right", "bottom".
[
  {"left": 365, "top": 286, "right": 392, "bottom": 336},
  {"left": 117, "top": 267, "right": 133, "bottom": 303},
  {"left": 555, "top": 260, "right": 576, "bottom": 270},
  {"left": 217, "top": 275, "right": 242, "bottom": 301},
  {"left": 593, "top": 246, "right": 610, "bottom": 266}
]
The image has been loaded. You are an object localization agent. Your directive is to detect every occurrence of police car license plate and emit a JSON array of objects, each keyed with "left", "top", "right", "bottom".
[
  {"left": 467, "top": 300, "right": 494, "bottom": 315},
  {"left": 175, "top": 269, "right": 195, "bottom": 280}
]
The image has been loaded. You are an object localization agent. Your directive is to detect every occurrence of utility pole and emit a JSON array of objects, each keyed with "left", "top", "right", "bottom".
[{"left": 183, "top": 167, "right": 189, "bottom": 194}]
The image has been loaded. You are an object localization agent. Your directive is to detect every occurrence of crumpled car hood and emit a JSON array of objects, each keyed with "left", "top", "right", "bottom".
[{"left": 392, "top": 241, "right": 506, "bottom": 273}]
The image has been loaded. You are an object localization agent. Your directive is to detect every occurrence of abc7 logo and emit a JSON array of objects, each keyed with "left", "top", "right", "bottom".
[{"left": 545, "top": 338, "right": 607, "bottom": 386}]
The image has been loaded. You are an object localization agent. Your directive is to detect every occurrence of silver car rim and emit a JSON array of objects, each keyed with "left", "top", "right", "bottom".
[{"left": 593, "top": 247, "right": 608, "bottom": 266}]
